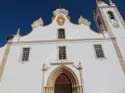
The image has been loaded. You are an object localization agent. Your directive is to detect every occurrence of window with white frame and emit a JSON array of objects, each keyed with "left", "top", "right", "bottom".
[
  {"left": 94, "top": 45, "right": 105, "bottom": 58},
  {"left": 21, "top": 48, "right": 30, "bottom": 61},
  {"left": 59, "top": 46, "right": 66, "bottom": 60}
]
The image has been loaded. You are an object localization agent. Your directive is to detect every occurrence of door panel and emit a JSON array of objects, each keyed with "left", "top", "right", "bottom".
[{"left": 55, "top": 73, "right": 72, "bottom": 93}]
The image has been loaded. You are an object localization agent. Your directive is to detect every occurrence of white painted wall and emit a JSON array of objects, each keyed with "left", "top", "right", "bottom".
[{"left": 0, "top": 40, "right": 125, "bottom": 93}]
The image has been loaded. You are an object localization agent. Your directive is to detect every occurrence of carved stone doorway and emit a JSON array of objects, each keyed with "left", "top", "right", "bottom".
[
  {"left": 55, "top": 73, "right": 72, "bottom": 93},
  {"left": 45, "top": 66, "right": 83, "bottom": 93}
]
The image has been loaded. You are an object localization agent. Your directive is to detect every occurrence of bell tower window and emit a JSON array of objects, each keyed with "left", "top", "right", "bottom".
[{"left": 107, "top": 11, "right": 115, "bottom": 20}]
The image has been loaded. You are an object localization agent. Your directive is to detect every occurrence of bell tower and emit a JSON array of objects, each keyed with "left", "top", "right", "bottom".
[
  {"left": 94, "top": 0, "right": 125, "bottom": 74},
  {"left": 94, "top": 0, "right": 125, "bottom": 37}
]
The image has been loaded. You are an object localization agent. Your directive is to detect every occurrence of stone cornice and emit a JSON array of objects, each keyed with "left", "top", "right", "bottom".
[{"left": 7, "top": 38, "right": 113, "bottom": 45}]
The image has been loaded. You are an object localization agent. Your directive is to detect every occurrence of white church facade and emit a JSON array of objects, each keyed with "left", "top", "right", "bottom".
[{"left": 0, "top": 0, "right": 125, "bottom": 93}]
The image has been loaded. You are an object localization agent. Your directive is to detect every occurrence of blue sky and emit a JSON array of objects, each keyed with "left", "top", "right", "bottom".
[{"left": 0, "top": 0, "right": 125, "bottom": 46}]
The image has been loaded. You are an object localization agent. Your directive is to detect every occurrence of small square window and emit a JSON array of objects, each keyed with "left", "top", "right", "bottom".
[
  {"left": 21, "top": 48, "right": 30, "bottom": 61},
  {"left": 58, "top": 29, "right": 65, "bottom": 39},
  {"left": 94, "top": 45, "right": 105, "bottom": 58}
]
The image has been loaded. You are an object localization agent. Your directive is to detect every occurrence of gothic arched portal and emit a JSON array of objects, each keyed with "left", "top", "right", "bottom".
[{"left": 45, "top": 66, "right": 83, "bottom": 93}]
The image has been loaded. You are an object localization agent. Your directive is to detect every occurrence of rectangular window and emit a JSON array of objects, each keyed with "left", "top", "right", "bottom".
[
  {"left": 59, "top": 46, "right": 66, "bottom": 60},
  {"left": 58, "top": 29, "right": 65, "bottom": 39},
  {"left": 94, "top": 45, "right": 105, "bottom": 58},
  {"left": 21, "top": 48, "right": 30, "bottom": 61}
]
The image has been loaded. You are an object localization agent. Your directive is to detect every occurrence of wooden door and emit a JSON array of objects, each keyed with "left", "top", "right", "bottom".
[{"left": 55, "top": 73, "right": 72, "bottom": 93}]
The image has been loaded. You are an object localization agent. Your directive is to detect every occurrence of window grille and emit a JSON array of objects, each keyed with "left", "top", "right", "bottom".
[
  {"left": 58, "top": 29, "right": 65, "bottom": 39},
  {"left": 94, "top": 45, "right": 105, "bottom": 58},
  {"left": 21, "top": 48, "right": 30, "bottom": 61},
  {"left": 59, "top": 46, "right": 66, "bottom": 60}
]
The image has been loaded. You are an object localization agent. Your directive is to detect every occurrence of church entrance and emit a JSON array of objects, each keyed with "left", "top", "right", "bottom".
[
  {"left": 55, "top": 73, "right": 72, "bottom": 93},
  {"left": 46, "top": 66, "right": 83, "bottom": 93}
]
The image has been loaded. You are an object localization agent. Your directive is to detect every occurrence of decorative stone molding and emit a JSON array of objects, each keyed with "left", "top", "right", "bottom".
[
  {"left": 73, "top": 61, "right": 84, "bottom": 93},
  {"left": 50, "top": 62, "right": 73, "bottom": 65},
  {"left": 41, "top": 63, "right": 49, "bottom": 93},
  {"left": 78, "top": 16, "right": 91, "bottom": 26},
  {"left": 122, "top": 63, "right": 125, "bottom": 73},
  {"left": 16, "top": 28, "right": 20, "bottom": 36},
  {"left": 53, "top": 9, "right": 69, "bottom": 16},
  {"left": 31, "top": 17, "right": 43, "bottom": 29},
  {"left": 100, "top": 24, "right": 105, "bottom": 32},
  {"left": 56, "top": 15, "right": 65, "bottom": 26},
  {"left": 41, "top": 64, "right": 50, "bottom": 71},
  {"left": 46, "top": 66, "right": 81, "bottom": 93},
  {"left": 96, "top": 0, "right": 109, "bottom": 7},
  {"left": 112, "top": 22, "right": 120, "bottom": 28},
  {"left": 114, "top": 7, "right": 125, "bottom": 30},
  {"left": 111, "top": 38, "right": 125, "bottom": 74},
  {"left": 109, "top": 0, "right": 116, "bottom": 6},
  {"left": 0, "top": 40, "right": 12, "bottom": 80},
  {"left": 73, "top": 62, "right": 83, "bottom": 70}
]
